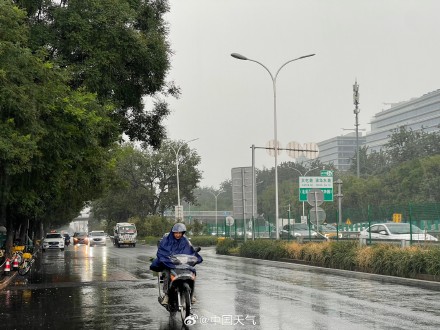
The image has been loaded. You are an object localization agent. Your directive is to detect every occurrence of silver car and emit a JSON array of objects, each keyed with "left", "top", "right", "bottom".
[
  {"left": 88, "top": 231, "right": 107, "bottom": 246},
  {"left": 279, "top": 223, "right": 318, "bottom": 238},
  {"left": 360, "top": 223, "right": 438, "bottom": 241}
]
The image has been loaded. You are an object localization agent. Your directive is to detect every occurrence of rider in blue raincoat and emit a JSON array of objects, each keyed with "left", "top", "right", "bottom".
[{"left": 150, "top": 223, "right": 202, "bottom": 305}]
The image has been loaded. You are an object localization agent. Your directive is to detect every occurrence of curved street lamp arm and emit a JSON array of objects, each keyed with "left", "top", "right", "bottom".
[
  {"left": 292, "top": 166, "right": 321, "bottom": 177},
  {"left": 274, "top": 54, "right": 315, "bottom": 80},
  {"left": 292, "top": 168, "right": 304, "bottom": 176},
  {"left": 231, "top": 53, "right": 315, "bottom": 82},
  {"left": 246, "top": 59, "right": 275, "bottom": 82},
  {"left": 210, "top": 191, "right": 224, "bottom": 197},
  {"left": 304, "top": 166, "right": 322, "bottom": 176},
  {"left": 169, "top": 137, "right": 199, "bottom": 155}
]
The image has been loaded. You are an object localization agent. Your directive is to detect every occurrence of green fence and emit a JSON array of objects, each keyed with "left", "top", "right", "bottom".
[
  {"left": 206, "top": 216, "right": 298, "bottom": 240},
  {"left": 341, "top": 202, "right": 440, "bottom": 224},
  {"left": 206, "top": 218, "right": 276, "bottom": 239},
  {"left": 204, "top": 202, "right": 440, "bottom": 242}
]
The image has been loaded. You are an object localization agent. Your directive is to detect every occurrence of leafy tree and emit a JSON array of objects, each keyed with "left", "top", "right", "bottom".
[
  {"left": 190, "top": 219, "right": 205, "bottom": 236},
  {"left": 0, "top": 1, "right": 40, "bottom": 231},
  {"left": 219, "top": 179, "right": 233, "bottom": 210},
  {"left": 418, "top": 155, "right": 440, "bottom": 202},
  {"left": 189, "top": 185, "right": 230, "bottom": 211},
  {"left": 92, "top": 141, "right": 202, "bottom": 223},
  {"left": 0, "top": 1, "right": 117, "bottom": 252},
  {"left": 385, "top": 126, "right": 425, "bottom": 165},
  {"left": 348, "top": 127, "right": 440, "bottom": 179},
  {"left": 129, "top": 215, "right": 173, "bottom": 237},
  {"left": 1, "top": 0, "right": 177, "bottom": 254},
  {"left": 21, "top": 0, "right": 179, "bottom": 145}
]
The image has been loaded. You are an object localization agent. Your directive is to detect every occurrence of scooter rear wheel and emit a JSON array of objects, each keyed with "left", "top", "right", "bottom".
[{"left": 179, "top": 283, "right": 191, "bottom": 322}]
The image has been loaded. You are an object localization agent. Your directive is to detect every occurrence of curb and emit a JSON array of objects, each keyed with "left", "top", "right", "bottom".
[{"left": 216, "top": 253, "right": 440, "bottom": 291}]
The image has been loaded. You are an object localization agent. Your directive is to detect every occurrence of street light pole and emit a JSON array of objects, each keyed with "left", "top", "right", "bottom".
[
  {"left": 292, "top": 167, "right": 321, "bottom": 217},
  {"left": 210, "top": 190, "right": 224, "bottom": 236},
  {"left": 231, "top": 52, "right": 315, "bottom": 239},
  {"left": 170, "top": 138, "right": 199, "bottom": 221}
]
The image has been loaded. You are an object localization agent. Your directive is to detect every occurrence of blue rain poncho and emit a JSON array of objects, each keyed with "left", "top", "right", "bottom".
[{"left": 150, "top": 230, "right": 203, "bottom": 271}]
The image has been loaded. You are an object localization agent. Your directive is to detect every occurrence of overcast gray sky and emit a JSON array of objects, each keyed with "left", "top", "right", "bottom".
[{"left": 162, "top": 0, "right": 440, "bottom": 188}]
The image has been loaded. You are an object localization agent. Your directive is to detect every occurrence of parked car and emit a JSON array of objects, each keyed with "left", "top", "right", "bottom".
[
  {"left": 233, "top": 230, "right": 253, "bottom": 238},
  {"left": 211, "top": 231, "right": 226, "bottom": 236},
  {"left": 278, "top": 223, "right": 318, "bottom": 239},
  {"left": 89, "top": 231, "right": 107, "bottom": 247},
  {"left": 42, "top": 232, "right": 65, "bottom": 252},
  {"left": 315, "top": 224, "right": 343, "bottom": 239},
  {"left": 73, "top": 232, "right": 89, "bottom": 245},
  {"left": 359, "top": 223, "right": 438, "bottom": 241}
]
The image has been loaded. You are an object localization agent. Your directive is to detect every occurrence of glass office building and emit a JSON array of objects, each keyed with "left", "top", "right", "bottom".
[
  {"left": 317, "top": 89, "right": 440, "bottom": 170},
  {"left": 318, "top": 133, "right": 366, "bottom": 171},
  {"left": 366, "top": 89, "right": 440, "bottom": 153}
]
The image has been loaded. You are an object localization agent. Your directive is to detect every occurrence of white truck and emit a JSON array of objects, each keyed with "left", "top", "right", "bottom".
[{"left": 113, "top": 222, "right": 137, "bottom": 248}]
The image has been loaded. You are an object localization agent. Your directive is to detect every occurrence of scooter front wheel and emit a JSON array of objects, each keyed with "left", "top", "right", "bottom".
[
  {"left": 179, "top": 283, "right": 191, "bottom": 322},
  {"left": 18, "top": 260, "right": 30, "bottom": 276}
]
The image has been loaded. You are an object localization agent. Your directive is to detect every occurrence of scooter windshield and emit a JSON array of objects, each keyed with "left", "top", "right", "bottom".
[{"left": 170, "top": 254, "right": 199, "bottom": 266}]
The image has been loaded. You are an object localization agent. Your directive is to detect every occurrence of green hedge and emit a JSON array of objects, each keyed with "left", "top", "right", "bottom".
[
  {"left": 216, "top": 238, "right": 238, "bottom": 255},
  {"left": 143, "top": 236, "right": 161, "bottom": 246},
  {"left": 218, "top": 239, "right": 440, "bottom": 279},
  {"left": 238, "top": 239, "right": 288, "bottom": 260},
  {"left": 328, "top": 241, "right": 358, "bottom": 270},
  {"left": 189, "top": 236, "right": 218, "bottom": 247},
  {"left": 142, "top": 235, "right": 218, "bottom": 247}
]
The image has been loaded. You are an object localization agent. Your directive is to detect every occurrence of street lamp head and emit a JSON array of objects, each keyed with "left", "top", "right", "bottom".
[
  {"left": 231, "top": 53, "right": 248, "bottom": 60},
  {"left": 299, "top": 54, "right": 316, "bottom": 60},
  {"left": 187, "top": 137, "right": 200, "bottom": 144}
]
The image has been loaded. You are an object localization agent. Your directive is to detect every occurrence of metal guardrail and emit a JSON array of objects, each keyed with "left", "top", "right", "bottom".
[
  {"left": 228, "top": 231, "right": 440, "bottom": 247},
  {"left": 359, "top": 237, "right": 440, "bottom": 247}
]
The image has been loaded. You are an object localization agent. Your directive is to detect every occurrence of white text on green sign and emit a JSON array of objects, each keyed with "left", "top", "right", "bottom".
[
  {"left": 299, "top": 176, "right": 333, "bottom": 202},
  {"left": 321, "top": 170, "right": 333, "bottom": 177}
]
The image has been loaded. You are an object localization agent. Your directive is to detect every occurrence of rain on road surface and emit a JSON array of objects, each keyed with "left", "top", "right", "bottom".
[{"left": 1, "top": 243, "right": 439, "bottom": 329}]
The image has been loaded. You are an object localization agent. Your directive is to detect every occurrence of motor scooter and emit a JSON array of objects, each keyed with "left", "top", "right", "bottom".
[
  {"left": 63, "top": 234, "right": 71, "bottom": 246},
  {"left": 156, "top": 247, "right": 201, "bottom": 323}
]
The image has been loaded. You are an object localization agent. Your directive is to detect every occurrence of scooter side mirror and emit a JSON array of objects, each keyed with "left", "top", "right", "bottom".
[{"left": 194, "top": 247, "right": 201, "bottom": 253}]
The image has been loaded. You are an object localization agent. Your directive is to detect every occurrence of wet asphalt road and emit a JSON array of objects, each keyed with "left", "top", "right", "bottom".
[{"left": 1, "top": 242, "right": 440, "bottom": 330}]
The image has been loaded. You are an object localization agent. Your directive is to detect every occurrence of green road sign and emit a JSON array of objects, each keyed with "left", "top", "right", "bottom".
[
  {"left": 299, "top": 176, "right": 333, "bottom": 202},
  {"left": 321, "top": 170, "right": 333, "bottom": 177}
]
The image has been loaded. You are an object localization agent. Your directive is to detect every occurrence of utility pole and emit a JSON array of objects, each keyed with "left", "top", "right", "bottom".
[
  {"left": 251, "top": 144, "right": 256, "bottom": 240},
  {"left": 335, "top": 179, "right": 343, "bottom": 225},
  {"left": 353, "top": 80, "right": 360, "bottom": 178}
]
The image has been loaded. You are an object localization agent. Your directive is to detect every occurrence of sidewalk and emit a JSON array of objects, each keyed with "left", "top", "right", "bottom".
[
  {"left": 0, "top": 270, "right": 17, "bottom": 290},
  {"left": 0, "top": 248, "right": 39, "bottom": 290}
]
